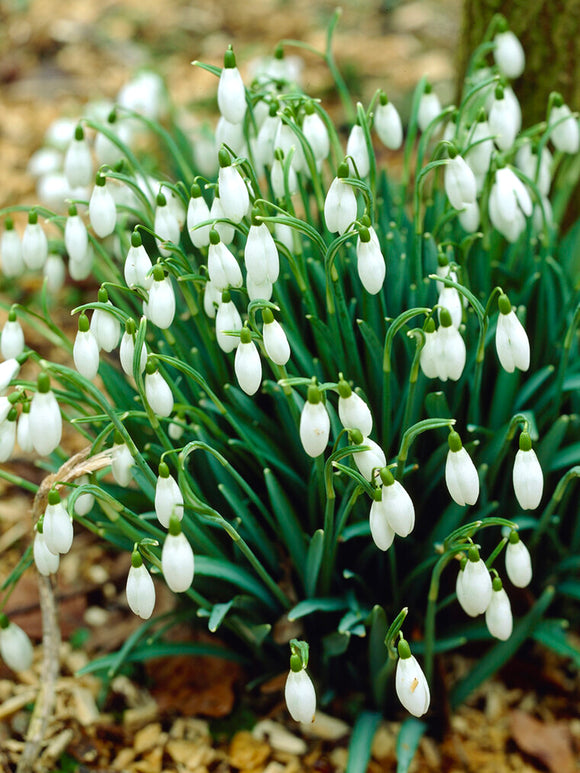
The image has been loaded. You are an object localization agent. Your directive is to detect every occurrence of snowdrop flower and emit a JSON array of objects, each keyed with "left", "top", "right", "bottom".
[
  {"left": 1, "top": 308, "right": 24, "bottom": 360},
  {"left": 438, "top": 286, "right": 462, "bottom": 329},
  {"left": 465, "top": 113, "right": 494, "bottom": 178},
  {"left": 346, "top": 123, "right": 370, "bottom": 178},
  {"left": 187, "top": 183, "right": 211, "bottom": 248},
  {"left": 379, "top": 467, "right": 415, "bottom": 537},
  {"left": 458, "top": 545, "right": 492, "bottom": 616},
  {"left": 493, "top": 29, "right": 525, "bottom": 79},
  {"left": 217, "top": 46, "right": 246, "bottom": 125},
  {"left": 203, "top": 279, "right": 221, "bottom": 319},
  {"left": 21, "top": 210, "right": 48, "bottom": 270},
  {"left": 437, "top": 309, "right": 466, "bottom": 381},
  {"left": 271, "top": 148, "right": 297, "bottom": 199},
  {"left": 42, "top": 488, "right": 73, "bottom": 555},
  {"left": 0, "top": 409, "right": 16, "bottom": 462},
  {"left": 549, "top": 98, "right": 579, "bottom": 154},
  {"left": 215, "top": 115, "right": 246, "bottom": 157},
  {"left": 245, "top": 216, "right": 279, "bottom": 284},
  {"left": 285, "top": 641, "right": 316, "bottom": 723},
  {"left": 254, "top": 102, "right": 281, "bottom": 170},
  {"left": 218, "top": 148, "right": 250, "bottom": 223},
  {"left": 324, "top": 161, "right": 357, "bottom": 235},
  {"left": 337, "top": 376, "right": 372, "bottom": 436},
  {"left": 89, "top": 173, "right": 117, "bottom": 238},
  {"left": 208, "top": 229, "right": 243, "bottom": 292},
  {"left": 505, "top": 531, "right": 532, "bottom": 587},
  {"left": 444, "top": 148, "right": 477, "bottom": 211},
  {"left": 124, "top": 230, "right": 153, "bottom": 289},
  {"left": 33, "top": 527, "right": 60, "bottom": 576},
  {"left": 515, "top": 141, "right": 552, "bottom": 197},
  {"left": 350, "top": 429, "right": 386, "bottom": 482},
  {"left": 162, "top": 516, "right": 195, "bottom": 593},
  {"left": 90, "top": 287, "right": 121, "bottom": 352},
  {"left": 513, "top": 431, "right": 543, "bottom": 509},
  {"left": 17, "top": 402, "right": 34, "bottom": 453},
  {"left": 73, "top": 475, "right": 95, "bottom": 517},
  {"left": 234, "top": 326, "right": 262, "bottom": 396},
  {"left": 0, "top": 359, "right": 20, "bottom": 394},
  {"left": 215, "top": 291, "right": 242, "bottom": 353},
  {"left": 488, "top": 85, "right": 520, "bottom": 151},
  {"left": 485, "top": 576, "right": 513, "bottom": 640},
  {"left": 356, "top": 226, "right": 385, "bottom": 295},
  {"left": 29, "top": 372, "right": 62, "bottom": 456},
  {"left": 64, "top": 125, "right": 93, "bottom": 188},
  {"left": 274, "top": 119, "right": 306, "bottom": 175},
  {"left": 73, "top": 313, "right": 100, "bottom": 380},
  {"left": 417, "top": 84, "right": 442, "bottom": 132},
  {"left": 209, "top": 194, "right": 235, "bottom": 244},
  {"left": 155, "top": 462, "right": 184, "bottom": 528},
  {"left": 69, "top": 242, "right": 94, "bottom": 281},
  {"left": 419, "top": 319, "right": 440, "bottom": 379},
  {"left": 458, "top": 200, "right": 481, "bottom": 232},
  {"left": 117, "top": 71, "right": 167, "bottom": 121},
  {"left": 262, "top": 308, "right": 290, "bottom": 366},
  {"left": 395, "top": 638, "right": 430, "bottom": 717},
  {"left": 302, "top": 102, "right": 330, "bottom": 165},
  {"left": 154, "top": 191, "right": 181, "bottom": 257},
  {"left": 369, "top": 488, "right": 396, "bottom": 551},
  {"left": 489, "top": 167, "right": 532, "bottom": 243},
  {"left": 144, "top": 360, "right": 174, "bottom": 418},
  {"left": 94, "top": 110, "right": 127, "bottom": 167},
  {"left": 495, "top": 293, "right": 530, "bottom": 372},
  {"left": 374, "top": 93, "right": 403, "bottom": 150},
  {"left": 146, "top": 266, "right": 176, "bottom": 329},
  {"left": 274, "top": 220, "right": 294, "bottom": 252},
  {"left": 299, "top": 383, "right": 330, "bottom": 458},
  {"left": 119, "top": 318, "right": 147, "bottom": 377},
  {"left": 1, "top": 218, "right": 24, "bottom": 278},
  {"left": 445, "top": 430, "right": 479, "bottom": 506},
  {"left": 0, "top": 616, "right": 34, "bottom": 672},
  {"left": 126, "top": 551, "right": 155, "bottom": 620},
  {"left": 168, "top": 416, "right": 186, "bottom": 441},
  {"left": 64, "top": 204, "right": 89, "bottom": 263},
  {"left": 44, "top": 252, "right": 66, "bottom": 293},
  {"left": 111, "top": 435, "right": 134, "bottom": 487}
]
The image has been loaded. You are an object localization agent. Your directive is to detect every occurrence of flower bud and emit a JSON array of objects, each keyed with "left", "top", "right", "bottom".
[
  {"left": 154, "top": 192, "right": 181, "bottom": 257},
  {"left": 352, "top": 434, "right": 386, "bottom": 482},
  {"left": 356, "top": 227, "right": 385, "bottom": 295},
  {"left": 374, "top": 95, "right": 403, "bottom": 150},
  {"left": 299, "top": 385, "right": 330, "bottom": 458},
  {"left": 395, "top": 638, "right": 430, "bottom": 717},
  {"left": 64, "top": 125, "right": 93, "bottom": 188},
  {"left": 1, "top": 219, "right": 24, "bottom": 278},
  {"left": 161, "top": 519, "right": 195, "bottom": 593},
  {"left": 33, "top": 528, "right": 60, "bottom": 576},
  {"left": 379, "top": 468, "right": 415, "bottom": 537},
  {"left": 120, "top": 320, "right": 148, "bottom": 377},
  {"left": 369, "top": 488, "right": 396, "bottom": 551},
  {"left": 90, "top": 289, "right": 121, "bottom": 352},
  {"left": 217, "top": 47, "right": 246, "bottom": 125},
  {"left": 0, "top": 409, "right": 16, "bottom": 462},
  {"left": 324, "top": 165, "right": 357, "bottom": 235},
  {"left": 549, "top": 101, "right": 580, "bottom": 154},
  {"left": 346, "top": 124, "right": 370, "bottom": 178},
  {"left": 29, "top": 373, "right": 62, "bottom": 456},
  {"left": 445, "top": 431, "right": 479, "bottom": 506},
  {"left": 337, "top": 377, "right": 373, "bottom": 436},
  {"left": 485, "top": 577, "right": 513, "bottom": 640},
  {"left": 22, "top": 211, "right": 48, "bottom": 270},
  {"left": 155, "top": 463, "right": 184, "bottom": 528},
  {"left": 495, "top": 294, "right": 530, "bottom": 372},
  {"left": 417, "top": 86, "right": 442, "bottom": 132},
  {"left": 124, "top": 231, "right": 153, "bottom": 289},
  {"left": 262, "top": 309, "right": 290, "bottom": 366},
  {"left": 126, "top": 552, "right": 155, "bottom": 619},
  {"left": 512, "top": 431, "right": 543, "bottom": 509},
  {"left": 42, "top": 489, "right": 73, "bottom": 555},
  {"left": 89, "top": 175, "right": 117, "bottom": 238},
  {"left": 215, "top": 293, "right": 242, "bottom": 353},
  {"left": 1, "top": 310, "right": 24, "bottom": 360},
  {"left": 218, "top": 156, "right": 250, "bottom": 224},
  {"left": 0, "top": 616, "right": 34, "bottom": 672},
  {"left": 234, "top": 327, "right": 262, "bottom": 396},
  {"left": 458, "top": 545, "right": 492, "bottom": 616},
  {"left": 112, "top": 437, "right": 134, "bottom": 487},
  {"left": 493, "top": 30, "right": 525, "bottom": 79},
  {"left": 187, "top": 184, "right": 212, "bottom": 248},
  {"left": 146, "top": 269, "right": 176, "bottom": 329},
  {"left": 144, "top": 365, "right": 174, "bottom": 418},
  {"left": 73, "top": 314, "right": 100, "bottom": 380},
  {"left": 505, "top": 531, "right": 532, "bottom": 587}
]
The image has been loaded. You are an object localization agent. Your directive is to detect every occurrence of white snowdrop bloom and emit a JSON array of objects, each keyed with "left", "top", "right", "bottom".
[
  {"left": 126, "top": 555, "right": 155, "bottom": 620},
  {"left": 549, "top": 101, "right": 580, "bottom": 154},
  {"left": 254, "top": 107, "right": 281, "bottom": 170},
  {"left": 299, "top": 384, "right": 330, "bottom": 458},
  {"left": 69, "top": 243, "right": 94, "bottom": 281},
  {"left": 209, "top": 195, "right": 235, "bottom": 245},
  {"left": 154, "top": 192, "right": 181, "bottom": 257},
  {"left": 369, "top": 494, "right": 396, "bottom": 551},
  {"left": 485, "top": 578, "right": 513, "bottom": 640},
  {"left": 419, "top": 321, "right": 441, "bottom": 379},
  {"left": 217, "top": 46, "right": 246, "bottom": 124},
  {"left": 356, "top": 227, "right": 385, "bottom": 295},
  {"left": 208, "top": 230, "right": 243, "bottom": 292},
  {"left": 29, "top": 373, "right": 62, "bottom": 456},
  {"left": 274, "top": 220, "right": 294, "bottom": 252},
  {"left": 73, "top": 475, "right": 95, "bottom": 517},
  {"left": 0, "top": 359, "right": 20, "bottom": 394},
  {"left": 513, "top": 431, "right": 543, "bottom": 510},
  {"left": 395, "top": 639, "right": 430, "bottom": 717},
  {"left": 458, "top": 200, "right": 481, "bottom": 232},
  {"left": 145, "top": 366, "right": 174, "bottom": 418},
  {"left": 162, "top": 524, "right": 195, "bottom": 593},
  {"left": 146, "top": 268, "right": 176, "bottom": 330},
  {"left": 515, "top": 142, "right": 552, "bottom": 197},
  {"left": 505, "top": 532, "right": 532, "bottom": 587},
  {"left": 246, "top": 274, "right": 273, "bottom": 302},
  {"left": 438, "top": 286, "right": 462, "bottom": 329},
  {"left": 33, "top": 529, "right": 60, "bottom": 576},
  {"left": 119, "top": 320, "right": 147, "bottom": 377},
  {"left": 111, "top": 438, "right": 134, "bottom": 487},
  {"left": 346, "top": 123, "right": 370, "bottom": 178},
  {"left": 89, "top": 174, "right": 117, "bottom": 238},
  {"left": 42, "top": 490, "right": 73, "bottom": 555},
  {"left": 168, "top": 417, "right": 185, "bottom": 441},
  {"left": 437, "top": 310, "right": 466, "bottom": 382},
  {"left": 203, "top": 279, "right": 221, "bottom": 319},
  {"left": 27, "top": 146, "right": 62, "bottom": 177},
  {"left": 443, "top": 113, "right": 458, "bottom": 144},
  {"left": 417, "top": 87, "right": 442, "bottom": 132},
  {"left": 64, "top": 125, "right": 93, "bottom": 189},
  {"left": 215, "top": 293, "right": 242, "bottom": 352},
  {"left": 444, "top": 152, "right": 477, "bottom": 211},
  {"left": 379, "top": 468, "right": 415, "bottom": 537},
  {"left": 21, "top": 211, "right": 48, "bottom": 270},
  {"left": 124, "top": 231, "right": 153, "bottom": 289},
  {"left": 215, "top": 115, "right": 246, "bottom": 157},
  {"left": 73, "top": 314, "right": 100, "bottom": 380},
  {"left": 273, "top": 120, "right": 306, "bottom": 175},
  {"left": 155, "top": 463, "right": 184, "bottom": 528},
  {"left": 302, "top": 103, "right": 330, "bottom": 164},
  {"left": 374, "top": 95, "right": 403, "bottom": 150},
  {"left": 64, "top": 206, "right": 89, "bottom": 263},
  {"left": 352, "top": 433, "right": 387, "bottom": 482},
  {"left": 0, "top": 618, "right": 34, "bottom": 672},
  {"left": 465, "top": 117, "right": 494, "bottom": 177},
  {"left": 459, "top": 546, "right": 492, "bottom": 616},
  {"left": 488, "top": 86, "right": 520, "bottom": 151},
  {"left": 44, "top": 252, "right": 66, "bottom": 293},
  {"left": 271, "top": 149, "right": 298, "bottom": 199},
  {"left": 90, "top": 289, "right": 121, "bottom": 352},
  {"left": 285, "top": 664, "right": 316, "bottom": 723},
  {"left": 495, "top": 293, "right": 530, "bottom": 373},
  {"left": 455, "top": 562, "right": 470, "bottom": 615},
  {"left": 324, "top": 162, "right": 357, "bottom": 235},
  {"left": 445, "top": 431, "right": 479, "bottom": 506},
  {"left": 117, "top": 71, "right": 166, "bottom": 121},
  {"left": 218, "top": 154, "right": 250, "bottom": 224},
  {"left": 94, "top": 112, "right": 128, "bottom": 167},
  {"left": 187, "top": 184, "right": 211, "bottom": 248},
  {"left": 245, "top": 220, "right": 279, "bottom": 283},
  {"left": 0, "top": 411, "right": 16, "bottom": 462},
  {"left": 488, "top": 173, "right": 529, "bottom": 243},
  {"left": 1, "top": 219, "right": 24, "bottom": 278},
  {"left": 262, "top": 309, "right": 290, "bottom": 366},
  {"left": 0, "top": 394, "right": 13, "bottom": 423},
  {"left": 493, "top": 30, "right": 525, "bottom": 79},
  {"left": 1, "top": 311, "right": 24, "bottom": 360},
  {"left": 234, "top": 327, "right": 262, "bottom": 395},
  {"left": 17, "top": 405, "right": 34, "bottom": 453},
  {"left": 337, "top": 377, "right": 372, "bottom": 436}
]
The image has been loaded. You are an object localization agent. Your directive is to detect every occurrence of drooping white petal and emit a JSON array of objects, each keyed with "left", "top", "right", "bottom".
[{"left": 285, "top": 668, "right": 316, "bottom": 723}]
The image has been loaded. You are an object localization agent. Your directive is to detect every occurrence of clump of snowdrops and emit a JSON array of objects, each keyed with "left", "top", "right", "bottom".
[{"left": 1, "top": 11, "right": 580, "bottom": 763}]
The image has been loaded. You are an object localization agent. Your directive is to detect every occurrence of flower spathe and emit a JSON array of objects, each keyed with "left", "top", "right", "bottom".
[
  {"left": 126, "top": 552, "right": 155, "bottom": 619},
  {"left": 445, "top": 430, "right": 479, "bottom": 506},
  {"left": 395, "top": 638, "right": 430, "bottom": 717},
  {"left": 513, "top": 431, "right": 543, "bottom": 509}
]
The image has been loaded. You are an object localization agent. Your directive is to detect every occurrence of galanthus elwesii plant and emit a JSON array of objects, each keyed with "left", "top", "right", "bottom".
[{"left": 1, "top": 11, "right": 580, "bottom": 770}]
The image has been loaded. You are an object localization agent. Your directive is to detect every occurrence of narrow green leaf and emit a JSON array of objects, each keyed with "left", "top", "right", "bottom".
[
  {"left": 549, "top": 442, "right": 580, "bottom": 471},
  {"left": 209, "top": 601, "right": 234, "bottom": 632},
  {"left": 557, "top": 580, "right": 580, "bottom": 601},
  {"left": 196, "top": 556, "right": 278, "bottom": 610},
  {"left": 368, "top": 605, "right": 388, "bottom": 708},
  {"left": 532, "top": 620, "right": 580, "bottom": 669},
  {"left": 345, "top": 712, "right": 381, "bottom": 773},
  {"left": 264, "top": 468, "right": 307, "bottom": 578},
  {"left": 396, "top": 718, "right": 427, "bottom": 773},
  {"left": 305, "top": 529, "right": 325, "bottom": 597},
  {"left": 288, "top": 597, "right": 348, "bottom": 621}
]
